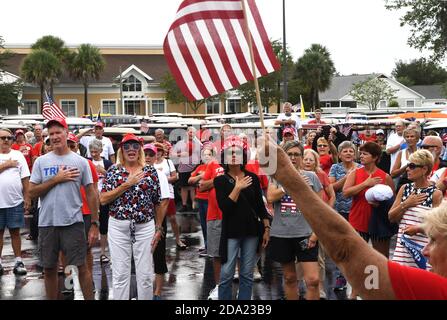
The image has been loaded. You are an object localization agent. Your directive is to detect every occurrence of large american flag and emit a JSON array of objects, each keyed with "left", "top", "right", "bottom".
[
  {"left": 42, "top": 91, "right": 66, "bottom": 120},
  {"left": 163, "top": 0, "right": 280, "bottom": 101}
]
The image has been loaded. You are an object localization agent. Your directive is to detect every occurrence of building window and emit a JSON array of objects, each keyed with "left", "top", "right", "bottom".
[
  {"left": 102, "top": 100, "right": 117, "bottom": 114},
  {"left": 406, "top": 100, "right": 415, "bottom": 108},
  {"left": 123, "top": 75, "right": 142, "bottom": 92},
  {"left": 61, "top": 100, "right": 76, "bottom": 117},
  {"left": 379, "top": 100, "right": 387, "bottom": 108},
  {"left": 206, "top": 100, "right": 220, "bottom": 114},
  {"left": 227, "top": 99, "right": 241, "bottom": 113},
  {"left": 124, "top": 101, "right": 139, "bottom": 115},
  {"left": 152, "top": 100, "right": 165, "bottom": 114},
  {"left": 22, "top": 100, "right": 38, "bottom": 114}
]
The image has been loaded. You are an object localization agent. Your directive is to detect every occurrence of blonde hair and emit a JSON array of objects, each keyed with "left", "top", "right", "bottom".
[
  {"left": 408, "top": 149, "right": 434, "bottom": 175},
  {"left": 422, "top": 202, "right": 447, "bottom": 238},
  {"left": 116, "top": 147, "right": 146, "bottom": 167},
  {"left": 303, "top": 148, "right": 320, "bottom": 172},
  {"left": 403, "top": 128, "right": 421, "bottom": 139}
]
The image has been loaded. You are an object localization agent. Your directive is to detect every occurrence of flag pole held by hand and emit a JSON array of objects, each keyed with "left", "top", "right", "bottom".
[{"left": 241, "top": 0, "right": 265, "bottom": 132}]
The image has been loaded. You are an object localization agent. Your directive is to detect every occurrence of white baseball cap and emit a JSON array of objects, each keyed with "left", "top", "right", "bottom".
[
  {"left": 376, "top": 129, "right": 385, "bottom": 135},
  {"left": 365, "top": 184, "right": 393, "bottom": 204}
]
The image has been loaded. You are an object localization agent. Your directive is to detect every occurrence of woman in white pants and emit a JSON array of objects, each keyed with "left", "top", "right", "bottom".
[{"left": 100, "top": 134, "right": 164, "bottom": 300}]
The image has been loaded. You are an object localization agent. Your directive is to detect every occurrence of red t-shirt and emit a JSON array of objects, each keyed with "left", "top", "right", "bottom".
[
  {"left": 191, "top": 163, "right": 208, "bottom": 201},
  {"left": 388, "top": 261, "right": 447, "bottom": 300},
  {"left": 12, "top": 143, "right": 34, "bottom": 171},
  {"left": 349, "top": 167, "right": 387, "bottom": 232},
  {"left": 359, "top": 133, "right": 377, "bottom": 143},
  {"left": 319, "top": 154, "right": 333, "bottom": 176},
  {"left": 308, "top": 119, "right": 326, "bottom": 125},
  {"left": 304, "top": 145, "right": 312, "bottom": 150},
  {"left": 316, "top": 170, "right": 330, "bottom": 202},
  {"left": 33, "top": 141, "right": 43, "bottom": 158},
  {"left": 81, "top": 160, "right": 99, "bottom": 215},
  {"left": 203, "top": 161, "right": 225, "bottom": 221}
]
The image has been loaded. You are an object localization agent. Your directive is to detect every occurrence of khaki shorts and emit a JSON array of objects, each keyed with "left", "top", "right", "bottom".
[{"left": 38, "top": 222, "right": 87, "bottom": 269}]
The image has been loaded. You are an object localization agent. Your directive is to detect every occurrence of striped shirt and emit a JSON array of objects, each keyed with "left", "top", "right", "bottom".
[{"left": 392, "top": 183, "right": 435, "bottom": 269}]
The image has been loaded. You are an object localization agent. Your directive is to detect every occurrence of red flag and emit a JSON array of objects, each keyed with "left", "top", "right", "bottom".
[
  {"left": 42, "top": 91, "right": 66, "bottom": 120},
  {"left": 163, "top": 0, "right": 280, "bottom": 101}
]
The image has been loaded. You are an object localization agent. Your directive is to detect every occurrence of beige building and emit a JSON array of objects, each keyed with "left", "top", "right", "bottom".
[{"left": 2, "top": 45, "right": 264, "bottom": 117}]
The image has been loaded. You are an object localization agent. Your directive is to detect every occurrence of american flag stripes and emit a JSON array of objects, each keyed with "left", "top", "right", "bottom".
[
  {"left": 42, "top": 91, "right": 66, "bottom": 120},
  {"left": 163, "top": 0, "right": 280, "bottom": 101}
]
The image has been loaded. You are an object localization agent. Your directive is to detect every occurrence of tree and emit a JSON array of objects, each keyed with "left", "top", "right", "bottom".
[
  {"left": 385, "top": 0, "right": 447, "bottom": 62},
  {"left": 236, "top": 40, "right": 295, "bottom": 113},
  {"left": 392, "top": 58, "right": 447, "bottom": 86},
  {"left": 20, "top": 49, "right": 62, "bottom": 108},
  {"left": 349, "top": 77, "right": 398, "bottom": 110},
  {"left": 67, "top": 44, "right": 106, "bottom": 115},
  {"left": 293, "top": 44, "right": 336, "bottom": 110},
  {"left": 160, "top": 73, "right": 225, "bottom": 114},
  {"left": 0, "top": 36, "right": 22, "bottom": 114}
]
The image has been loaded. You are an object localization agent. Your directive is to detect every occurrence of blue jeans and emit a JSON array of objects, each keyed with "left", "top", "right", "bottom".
[
  {"left": 218, "top": 237, "right": 258, "bottom": 300},
  {"left": 197, "top": 199, "right": 208, "bottom": 249}
]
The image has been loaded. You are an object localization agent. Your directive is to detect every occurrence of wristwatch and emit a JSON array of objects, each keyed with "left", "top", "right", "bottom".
[{"left": 91, "top": 220, "right": 100, "bottom": 228}]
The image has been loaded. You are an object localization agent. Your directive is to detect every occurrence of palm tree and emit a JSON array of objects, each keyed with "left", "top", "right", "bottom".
[
  {"left": 67, "top": 44, "right": 106, "bottom": 115},
  {"left": 294, "top": 44, "right": 336, "bottom": 110},
  {"left": 20, "top": 49, "right": 62, "bottom": 108},
  {"left": 31, "top": 35, "right": 70, "bottom": 96}
]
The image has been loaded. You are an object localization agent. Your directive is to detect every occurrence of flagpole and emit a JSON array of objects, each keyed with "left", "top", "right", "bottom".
[{"left": 241, "top": 0, "right": 265, "bottom": 131}]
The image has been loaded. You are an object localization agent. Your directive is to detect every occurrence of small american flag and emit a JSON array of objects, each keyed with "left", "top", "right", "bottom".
[
  {"left": 280, "top": 194, "right": 297, "bottom": 215},
  {"left": 163, "top": 0, "right": 280, "bottom": 101},
  {"left": 42, "top": 91, "right": 66, "bottom": 120}
]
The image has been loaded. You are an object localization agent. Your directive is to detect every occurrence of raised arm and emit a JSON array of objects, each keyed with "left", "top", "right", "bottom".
[{"left": 262, "top": 138, "right": 396, "bottom": 299}]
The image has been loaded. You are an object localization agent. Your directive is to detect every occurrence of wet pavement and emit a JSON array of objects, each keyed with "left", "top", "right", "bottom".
[{"left": 0, "top": 213, "right": 348, "bottom": 300}]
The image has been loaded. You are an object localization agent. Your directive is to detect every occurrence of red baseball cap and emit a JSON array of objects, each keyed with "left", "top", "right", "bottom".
[
  {"left": 143, "top": 144, "right": 157, "bottom": 153},
  {"left": 15, "top": 129, "right": 25, "bottom": 136},
  {"left": 282, "top": 127, "right": 295, "bottom": 137},
  {"left": 120, "top": 134, "right": 142, "bottom": 147},
  {"left": 94, "top": 121, "right": 104, "bottom": 128},
  {"left": 222, "top": 135, "right": 247, "bottom": 151},
  {"left": 67, "top": 132, "right": 78, "bottom": 143},
  {"left": 47, "top": 117, "right": 68, "bottom": 129}
]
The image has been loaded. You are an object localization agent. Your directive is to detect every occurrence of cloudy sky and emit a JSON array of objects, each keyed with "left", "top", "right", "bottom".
[{"left": 1, "top": 0, "right": 439, "bottom": 75}]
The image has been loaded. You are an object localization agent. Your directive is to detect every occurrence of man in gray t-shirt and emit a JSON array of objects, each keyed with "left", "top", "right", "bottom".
[
  {"left": 271, "top": 171, "right": 322, "bottom": 238},
  {"left": 29, "top": 118, "right": 99, "bottom": 300}
]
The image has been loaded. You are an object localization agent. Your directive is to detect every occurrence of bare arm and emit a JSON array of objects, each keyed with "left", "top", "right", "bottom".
[
  {"left": 21, "top": 177, "right": 31, "bottom": 212},
  {"left": 390, "top": 151, "right": 406, "bottom": 178},
  {"left": 330, "top": 175, "right": 348, "bottom": 192},
  {"left": 386, "top": 143, "right": 402, "bottom": 156},
  {"left": 388, "top": 186, "right": 406, "bottom": 223},
  {"left": 265, "top": 139, "right": 396, "bottom": 299},
  {"left": 325, "top": 183, "right": 336, "bottom": 208},
  {"left": 199, "top": 178, "right": 214, "bottom": 192},
  {"left": 29, "top": 167, "right": 80, "bottom": 199},
  {"left": 266, "top": 182, "right": 284, "bottom": 203}
]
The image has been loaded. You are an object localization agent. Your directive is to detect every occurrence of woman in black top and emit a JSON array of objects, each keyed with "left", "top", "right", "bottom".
[{"left": 214, "top": 135, "right": 270, "bottom": 300}]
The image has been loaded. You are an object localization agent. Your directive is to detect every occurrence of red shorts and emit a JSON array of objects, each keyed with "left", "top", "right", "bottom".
[{"left": 167, "top": 199, "right": 177, "bottom": 216}]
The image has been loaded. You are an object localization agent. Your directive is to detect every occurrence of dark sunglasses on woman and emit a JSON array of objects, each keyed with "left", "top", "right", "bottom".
[
  {"left": 407, "top": 162, "right": 423, "bottom": 170},
  {"left": 123, "top": 142, "right": 141, "bottom": 151}
]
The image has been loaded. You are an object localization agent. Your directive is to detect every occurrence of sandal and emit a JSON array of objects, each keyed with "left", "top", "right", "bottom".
[{"left": 100, "top": 255, "right": 110, "bottom": 264}]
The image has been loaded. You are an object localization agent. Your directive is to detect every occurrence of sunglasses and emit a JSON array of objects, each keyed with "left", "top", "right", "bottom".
[
  {"left": 0, "top": 136, "right": 13, "bottom": 141},
  {"left": 421, "top": 145, "right": 437, "bottom": 149},
  {"left": 123, "top": 142, "right": 141, "bottom": 151},
  {"left": 144, "top": 151, "right": 156, "bottom": 157},
  {"left": 287, "top": 152, "right": 302, "bottom": 158},
  {"left": 317, "top": 144, "right": 328, "bottom": 148},
  {"left": 407, "top": 162, "right": 424, "bottom": 170}
]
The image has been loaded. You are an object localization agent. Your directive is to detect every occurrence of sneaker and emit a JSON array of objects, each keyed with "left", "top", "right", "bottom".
[
  {"left": 208, "top": 285, "right": 219, "bottom": 300},
  {"left": 13, "top": 261, "right": 27, "bottom": 276},
  {"left": 334, "top": 275, "right": 347, "bottom": 291},
  {"left": 198, "top": 247, "right": 206, "bottom": 253},
  {"left": 153, "top": 295, "right": 162, "bottom": 300},
  {"left": 233, "top": 270, "right": 239, "bottom": 281},
  {"left": 253, "top": 267, "right": 262, "bottom": 282},
  {"left": 179, "top": 206, "right": 188, "bottom": 213},
  {"left": 0, "top": 264, "right": 4, "bottom": 276}
]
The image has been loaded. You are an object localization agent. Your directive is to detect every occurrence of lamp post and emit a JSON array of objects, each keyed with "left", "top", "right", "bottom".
[{"left": 282, "top": 0, "right": 288, "bottom": 103}]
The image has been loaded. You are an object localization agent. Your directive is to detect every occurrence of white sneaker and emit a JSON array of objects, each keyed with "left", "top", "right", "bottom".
[
  {"left": 253, "top": 267, "right": 262, "bottom": 282},
  {"left": 233, "top": 270, "right": 239, "bottom": 281},
  {"left": 208, "top": 285, "right": 219, "bottom": 300}
]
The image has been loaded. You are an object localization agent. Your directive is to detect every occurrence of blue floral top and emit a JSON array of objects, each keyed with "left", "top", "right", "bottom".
[
  {"left": 102, "top": 164, "right": 161, "bottom": 242},
  {"left": 329, "top": 162, "right": 361, "bottom": 214}
]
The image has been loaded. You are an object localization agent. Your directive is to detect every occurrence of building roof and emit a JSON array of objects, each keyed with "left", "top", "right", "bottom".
[
  {"left": 410, "top": 85, "right": 447, "bottom": 99},
  {"left": 2, "top": 50, "right": 170, "bottom": 85},
  {"left": 319, "top": 74, "right": 381, "bottom": 100}
]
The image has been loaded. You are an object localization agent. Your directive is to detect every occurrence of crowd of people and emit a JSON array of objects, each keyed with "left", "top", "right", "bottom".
[{"left": 0, "top": 103, "right": 446, "bottom": 300}]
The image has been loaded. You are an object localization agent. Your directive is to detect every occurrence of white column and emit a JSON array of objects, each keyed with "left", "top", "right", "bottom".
[{"left": 145, "top": 99, "right": 149, "bottom": 116}]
